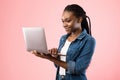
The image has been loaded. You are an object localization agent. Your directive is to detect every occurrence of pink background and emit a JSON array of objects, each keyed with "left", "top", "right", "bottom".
[{"left": 0, "top": 0, "right": 120, "bottom": 80}]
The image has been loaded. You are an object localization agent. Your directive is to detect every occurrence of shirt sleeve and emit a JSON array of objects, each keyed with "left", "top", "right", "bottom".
[{"left": 67, "top": 37, "right": 96, "bottom": 75}]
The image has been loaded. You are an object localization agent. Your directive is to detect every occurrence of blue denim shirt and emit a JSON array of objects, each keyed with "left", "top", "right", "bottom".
[{"left": 55, "top": 29, "right": 96, "bottom": 80}]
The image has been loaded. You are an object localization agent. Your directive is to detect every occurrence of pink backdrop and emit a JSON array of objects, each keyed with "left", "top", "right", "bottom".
[{"left": 0, "top": 0, "right": 120, "bottom": 80}]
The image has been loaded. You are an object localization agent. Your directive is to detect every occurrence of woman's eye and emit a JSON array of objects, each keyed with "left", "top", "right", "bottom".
[
  {"left": 61, "top": 19, "right": 71, "bottom": 23},
  {"left": 66, "top": 20, "right": 71, "bottom": 22}
]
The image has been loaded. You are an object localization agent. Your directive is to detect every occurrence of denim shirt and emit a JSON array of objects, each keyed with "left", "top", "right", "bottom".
[{"left": 55, "top": 29, "right": 96, "bottom": 80}]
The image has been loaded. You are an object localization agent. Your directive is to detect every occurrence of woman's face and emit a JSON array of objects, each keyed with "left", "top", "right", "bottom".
[{"left": 61, "top": 11, "right": 82, "bottom": 34}]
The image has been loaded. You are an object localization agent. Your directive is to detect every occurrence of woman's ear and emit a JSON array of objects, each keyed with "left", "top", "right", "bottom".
[{"left": 77, "top": 17, "right": 83, "bottom": 23}]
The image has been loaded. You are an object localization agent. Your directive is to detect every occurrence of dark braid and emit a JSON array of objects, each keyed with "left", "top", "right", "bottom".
[{"left": 64, "top": 4, "right": 92, "bottom": 35}]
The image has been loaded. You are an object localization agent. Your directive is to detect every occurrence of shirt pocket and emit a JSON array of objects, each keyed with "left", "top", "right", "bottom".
[
  {"left": 67, "top": 46, "right": 81, "bottom": 61},
  {"left": 67, "top": 40, "right": 86, "bottom": 61}
]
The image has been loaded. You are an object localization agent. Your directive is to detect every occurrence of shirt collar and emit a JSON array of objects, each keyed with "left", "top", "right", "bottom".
[
  {"left": 77, "top": 29, "right": 87, "bottom": 40},
  {"left": 63, "top": 29, "right": 87, "bottom": 41}
]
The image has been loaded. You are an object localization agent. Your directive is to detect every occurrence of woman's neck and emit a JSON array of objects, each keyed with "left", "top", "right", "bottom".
[
  {"left": 70, "top": 28, "right": 82, "bottom": 37},
  {"left": 67, "top": 28, "right": 82, "bottom": 42}
]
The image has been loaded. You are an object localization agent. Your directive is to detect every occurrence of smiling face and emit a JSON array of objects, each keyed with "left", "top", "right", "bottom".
[{"left": 61, "top": 11, "right": 82, "bottom": 34}]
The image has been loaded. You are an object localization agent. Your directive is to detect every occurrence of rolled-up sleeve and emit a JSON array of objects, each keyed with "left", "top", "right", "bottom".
[
  {"left": 67, "top": 61, "right": 75, "bottom": 73},
  {"left": 67, "top": 38, "right": 96, "bottom": 74}
]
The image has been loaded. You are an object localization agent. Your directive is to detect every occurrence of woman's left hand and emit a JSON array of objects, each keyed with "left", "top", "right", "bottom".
[
  {"left": 31, "top": 50, "right": 52, "bottom": 60},
  {"left": 31, "top": 50, "right": 67, "bottom": 69}
]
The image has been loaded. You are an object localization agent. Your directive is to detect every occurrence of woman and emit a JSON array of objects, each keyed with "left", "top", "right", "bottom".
[{"left": 32, "top": 4, "right": 96, "bottom": 80}]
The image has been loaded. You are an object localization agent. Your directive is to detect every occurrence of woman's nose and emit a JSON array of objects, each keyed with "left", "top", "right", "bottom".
[{"left": 63, "top": 22, "right": 68, "bottom": 27}]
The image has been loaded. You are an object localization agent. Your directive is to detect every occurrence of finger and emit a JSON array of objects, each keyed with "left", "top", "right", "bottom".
[
  {"left": 50, "top": 49, "right": 54, "bottom": 55},
  {"left": 50, "top": 49, "right": 52, "bottom": 54},
  {"left": 33, "top": 50, "right": 40, "bottom": 56},
  {"left": 48, "top": 48, "right": 57, "bottom": 55},
  {"left": 33, "top": 50, "right": 37, "bottom": 54},
  {"left": 52, "top": 48, "right": 55, "bottom": 54},
  {"left": 55, "top": 48, "right": 58, "bottom": 54},
  {"left": 32, "top": 51, "right": 36, "bottom": 54},
  {"left": 49, "top": 49, "right": 52, "bottom": 54},
  {"left": 53, "top": 48, "right": 57, "bottom": 55},
  {"left": 31, "top": 51, "right": 34, "bottom": 54},
  {"left": 39, "top": 53, "right": 47, "bottom": 58},
  {"left": 40, "top": 53, "right": 44, "bottom": 55}
]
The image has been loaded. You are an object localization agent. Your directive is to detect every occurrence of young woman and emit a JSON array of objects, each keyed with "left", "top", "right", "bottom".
[{"left": 31, "top": 4, "right": 96, "bottom": 80}]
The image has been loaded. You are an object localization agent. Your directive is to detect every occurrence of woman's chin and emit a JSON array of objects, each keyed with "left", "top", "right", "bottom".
[{"left": 66, "top": 30, "right": 71, "bottom": 34}]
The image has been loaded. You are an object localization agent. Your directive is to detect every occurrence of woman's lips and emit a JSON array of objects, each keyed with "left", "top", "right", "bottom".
[{"left": 65, "top": 27, "right": 70, "bottom": 31}]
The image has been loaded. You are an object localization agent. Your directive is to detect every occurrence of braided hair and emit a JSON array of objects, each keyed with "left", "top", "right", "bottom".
[{"left": 64, "top": 4, "right": 92, "bottom": 35}]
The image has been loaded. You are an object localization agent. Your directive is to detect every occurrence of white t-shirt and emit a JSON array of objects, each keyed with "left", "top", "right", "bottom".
[{"left": 59, "top": 40, "right": 71, "bottom": 75}]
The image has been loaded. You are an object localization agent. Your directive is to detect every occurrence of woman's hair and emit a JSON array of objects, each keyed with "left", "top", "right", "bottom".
[{"left": 64, "top": 4, "right": 92, "bottom": 35}]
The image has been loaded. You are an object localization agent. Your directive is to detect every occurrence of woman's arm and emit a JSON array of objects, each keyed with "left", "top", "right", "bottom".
[
  {"left": 31, "top": 50, "right": 68, "bottom": 69},
  {"left": 49, "top": 55, "right": 67, "bottom": 69},
  {"left": 66, "top": 37, "right": 96, "bottom": 74},
  {"left": 32, "top": 37, "right": 95, "bottom": 74}
]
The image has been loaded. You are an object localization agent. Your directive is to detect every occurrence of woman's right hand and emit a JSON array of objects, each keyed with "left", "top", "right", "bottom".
[{"left": 48, "top": 48, "right": 59, "bottom": 58}]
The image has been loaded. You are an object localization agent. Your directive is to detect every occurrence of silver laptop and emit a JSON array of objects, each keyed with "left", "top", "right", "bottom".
[{"left": 22, "top": 27, "right": 48, "bottom": 54}]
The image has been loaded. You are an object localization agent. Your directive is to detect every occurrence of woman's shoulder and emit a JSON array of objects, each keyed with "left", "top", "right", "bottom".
[
  {"left": 87, "top": 34, "right": 95, "bottom": 39},
  {"left": 85, "top": 34, "right": 96, "bottom": 44}
]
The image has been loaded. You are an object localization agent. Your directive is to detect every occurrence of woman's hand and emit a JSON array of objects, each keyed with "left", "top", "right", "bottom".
[
  {"left": 31, "top": 50, "right": 67, "bottom": 69},
  {"left": 48, "top": 48, "right": 59, "bottom": 58},
  {"left": 31, "top": 50, "right": 52, "bottom": 60}
]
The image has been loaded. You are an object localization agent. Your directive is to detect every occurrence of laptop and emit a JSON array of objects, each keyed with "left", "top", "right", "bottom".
[{"left": 22, "top": 27, "right": 48, "bottom": 54}]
